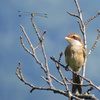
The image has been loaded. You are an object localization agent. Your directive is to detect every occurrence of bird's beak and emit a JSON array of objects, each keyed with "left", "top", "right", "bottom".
[{"left": 65, "top": 36, "right": 70, "bottom": 40}]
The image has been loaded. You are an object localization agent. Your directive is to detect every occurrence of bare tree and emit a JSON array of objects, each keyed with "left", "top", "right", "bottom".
[{"left": 16, "top": 0, "right": 100, "bottom": 99}]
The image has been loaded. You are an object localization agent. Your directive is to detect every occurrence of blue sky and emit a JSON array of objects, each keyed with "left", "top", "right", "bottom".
[{"left": 0, "top": 0, "right": 100, "bottom": 100}]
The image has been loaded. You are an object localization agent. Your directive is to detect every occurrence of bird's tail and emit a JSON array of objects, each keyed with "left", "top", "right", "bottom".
[{"left": 72, "top": 73, "right": 82, "bottom": 94}]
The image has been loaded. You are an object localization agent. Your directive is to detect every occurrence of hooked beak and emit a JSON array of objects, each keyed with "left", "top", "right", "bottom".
[{"left": 65, "top": 36, "right": 71, "bottom": 40}]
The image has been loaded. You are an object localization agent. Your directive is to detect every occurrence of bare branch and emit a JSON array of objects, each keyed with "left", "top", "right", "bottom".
[
  {"left": 20, "top": 20, "right": 47, "bottom": 74},
  {"left": 16, "top": 62, "right": 34, "bottom": 88},
  {"left": 50, "top": 74, "right": 64, "bottom": 85},
  {"left": 42, "top": 30, "right": 47, "bottom": 40},
  {"left": 85, "top": 12, "right": 100, "bottom": 25},
  {"left": 34, "top": 42, "right": 41, "bottom": 50},
  {"left": 74, "top": 94, "right": 98, "bottom": 100},
  {"left": 16, "top": 63, "right": 83, "bottom": 100},
  {"left": 74, "top": 0, "right": 81, "bottom": 15},
  {"left": 20, "top": 36, "right": 34, "bottom": 55},
  {"left": 65, "top": 77, "right": 91, "bottom": 87},
  {"left": 20, "top": 24, "right": 35, "bottom": 51},
  {"left": 87, "top": 29, "right": 100, "bottom": 57},
  {"left": 67, "top": 11, "right": 80, "bottom": 18},
  {"left": 73, "top": 0, "right": 87, "bottom": 49},
  {"left": 33, "top": 31, "right": 47, "bottom": 50},
  {"left": 41, "top": 42, "right": 54, "bottom": 88},
  {"left": 31, "top": 17, "right": 41, "bottom": 41},
  {"left": 41, "top": 76, "right": 49, "bottom": 83},
  {"left": 16, "top": 63, "right": 65, "bottom": 94},
  {"left": 16, "top": 63, "right": 98, "bottom": 100},
  {"left": 77, "top": 21, "right": 84, "bottom": 34},
  {"left": 82, "top": 57, "right": 87, "bottom": 84},
  {"left": 51, "top": 56, "right": 84, "bottom": 99},
  {"left": 58, "top": 52, "right": 63, "bottom": 65},
  {"left": 31, "top": 16, "right": 54, "bottom": 88},
  {"left": 20, "top": 24, "right": 41, "bottom": 54},
  {"left": 50, "top": 56, "right": 100, "bottom": 92}
]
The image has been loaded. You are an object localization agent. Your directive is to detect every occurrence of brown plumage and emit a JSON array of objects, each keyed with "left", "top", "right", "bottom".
[{"left": 65, "top": 33, "right": 85, "bottom": 94}]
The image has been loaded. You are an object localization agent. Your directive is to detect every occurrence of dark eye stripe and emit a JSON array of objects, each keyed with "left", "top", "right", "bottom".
[
  {"left": 72, "top": 35, "right": 81, "bottom": 43},
  {"left": 73, "top": 35, "right": 76, "bottom": 39}
]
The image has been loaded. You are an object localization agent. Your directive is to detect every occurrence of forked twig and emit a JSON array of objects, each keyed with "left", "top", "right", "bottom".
[
  {"left": 20, "top": 36, "right": 33, "bottom": 55},
  {"left": 20, "top": 24, "right": 35, "bottom": 51}
]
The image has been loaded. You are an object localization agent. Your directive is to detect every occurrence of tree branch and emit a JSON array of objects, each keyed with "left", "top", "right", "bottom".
[
  {"left": 87, "top": 29, "right": 100, "bottom": 57},
  {"left": 50, "top": 56, "right": 100, "bottom": 92},
  {"left": 20, "top": 36, "right": 33, "bottom": 56},
  {"left": 85, "top": 12, "right": 100, "bottom": 25},
  {"left": 16, "top": 62, "right": 84, "bottom": 100},
  {"left": 67, "top": 11, "right": 80, "bottom": 18},
  {"left": 50, "top": 74, "right": 64, "bottom": 85},
  {"left": 20, "top": 24, "right": 35, "bottom": 52}
]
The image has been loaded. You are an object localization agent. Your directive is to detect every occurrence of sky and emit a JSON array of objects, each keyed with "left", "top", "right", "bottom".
[{"left": 0, "top": 0, "right": 100, "bottom": 100}]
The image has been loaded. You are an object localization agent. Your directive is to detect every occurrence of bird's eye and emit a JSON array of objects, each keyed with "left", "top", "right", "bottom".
[
  {"left": 73, "top": 35, "right": 76, "bottom": 39},
  {"left": 72, "top": 35, "right": 81, "bottom": 43}
]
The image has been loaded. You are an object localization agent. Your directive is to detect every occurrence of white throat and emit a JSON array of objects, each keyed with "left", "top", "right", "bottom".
[{"left": 69, "top": 39, "right": 82, "bottom": 46}]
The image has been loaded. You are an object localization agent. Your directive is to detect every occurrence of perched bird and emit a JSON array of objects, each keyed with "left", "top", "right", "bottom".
[{"left": 64, "top": 33, "right": 85, "bottom": 94}]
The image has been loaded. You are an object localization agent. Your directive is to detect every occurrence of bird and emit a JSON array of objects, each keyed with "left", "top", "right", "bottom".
[{"left": 64, "top": 33, "right": 85, "bottom": 94}]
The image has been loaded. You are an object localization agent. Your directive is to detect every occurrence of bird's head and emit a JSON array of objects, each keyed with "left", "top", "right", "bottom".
[{"left": 65, "top": 33, "right": 83, "bottom": 46}]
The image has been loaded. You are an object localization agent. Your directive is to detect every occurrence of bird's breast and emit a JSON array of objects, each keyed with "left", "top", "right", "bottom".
[{"left": 65, "top": 45, "right": 84, "bottom": 71}]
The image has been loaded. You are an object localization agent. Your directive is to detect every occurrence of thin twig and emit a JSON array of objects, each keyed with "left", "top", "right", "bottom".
[
  {"left": 41, "top": 76, "right": 49, "bottom": 83},
  {"left": 16, "top": 62, "right": 34, "bottom": 88},
  {"left": 74, "top": 0, "right": 87, "bottom": 48},
  {"left": 65, "top": 77, "right": 91, "bottom": 87},
  {"left": 34, "top": 30, "right": 47, "bottom": 50},
  {"left": 20, "top": 24, "right": 35, "bottom": 51},
  {"left": 50, "top": 74, "right": 64, "bottom": 85},
  {"left": 42, "top": 30, "right": 47, "bottom": 40},
  {"left": 34, "top": 42, "right": 41, "bottom": 50},
  {"left": 41, "top": 42, "right": 54, "bottom": 88},
  {"left": 87, "top": 29, "right": 100, "bottom": 57},
  {"left": 20, "top": 36, "right": 34, "bottom": 56},
  {"left": 77, "top": 21, "right": 84, "bottom": 34},
  {"left": 67, "top": 11, "right": 80, "bottom": 18},
  {"left": 85, "top": 12, "right": 100, "bottom": 25},
  {"left": 31, "top": 17, "right": 41, "bottom": 41},
  {"left": 74, "top": 94, "right": 98, "bottom": 100}
]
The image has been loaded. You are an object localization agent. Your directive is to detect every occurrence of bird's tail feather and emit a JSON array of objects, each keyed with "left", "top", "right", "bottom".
[{"left": 72, "top": 73, "right": 82, "bottom": 94}]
